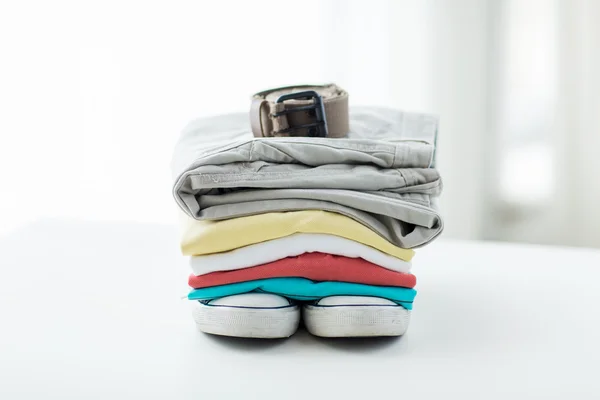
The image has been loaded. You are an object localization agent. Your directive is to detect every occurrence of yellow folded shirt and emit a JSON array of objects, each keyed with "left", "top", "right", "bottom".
[{"left": 180, "top": 210, "right": 414, "bottom": 261}]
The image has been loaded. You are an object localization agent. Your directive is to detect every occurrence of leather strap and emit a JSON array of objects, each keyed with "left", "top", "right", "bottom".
[{"left": 250, "top": 84, "right": 349, "bottom": 138}]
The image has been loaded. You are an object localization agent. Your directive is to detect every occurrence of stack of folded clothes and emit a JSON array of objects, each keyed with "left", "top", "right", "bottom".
[{"left": 171, "top": 104, "right": 443, "bottom": 339}]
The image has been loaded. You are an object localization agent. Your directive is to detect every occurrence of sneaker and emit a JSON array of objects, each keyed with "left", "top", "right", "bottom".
[
  {"left": 190, "top": 293, "right": 300, "bottom": 339},
  {"left": 303, "top": 296, "right": 410, "bottom": 337}
]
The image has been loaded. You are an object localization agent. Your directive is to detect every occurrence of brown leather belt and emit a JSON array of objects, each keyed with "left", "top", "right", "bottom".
[{"left": 250, "top": 84, "right": 349, "bottom": 138}]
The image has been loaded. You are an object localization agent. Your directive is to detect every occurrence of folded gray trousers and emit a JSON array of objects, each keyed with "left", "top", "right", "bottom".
[{"left": 172, "top": 107, "right": 443, "bottom": 248}]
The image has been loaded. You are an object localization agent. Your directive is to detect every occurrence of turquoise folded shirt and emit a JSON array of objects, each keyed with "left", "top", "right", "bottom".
[{"left": 188, "top": 278, "right": 416, "bottom": 310}]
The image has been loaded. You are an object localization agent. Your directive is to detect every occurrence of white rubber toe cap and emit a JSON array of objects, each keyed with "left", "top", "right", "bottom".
[
  {"left": 191, "top": 293, "right": 300, "bottom": 339},
  {"left": 303, "top": 296, "right": 411, "bottom": 338}
]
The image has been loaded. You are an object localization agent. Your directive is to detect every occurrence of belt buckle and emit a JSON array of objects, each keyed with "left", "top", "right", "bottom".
[{"left": 273, "top": 90, "right": 328, "bottom": 137}]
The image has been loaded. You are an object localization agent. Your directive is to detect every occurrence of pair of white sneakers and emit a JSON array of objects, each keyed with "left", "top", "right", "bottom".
[{"left": 191, "top": 293, "right": 410, "bottom": 338}]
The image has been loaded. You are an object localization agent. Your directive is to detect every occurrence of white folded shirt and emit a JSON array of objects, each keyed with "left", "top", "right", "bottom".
[{"left": 189, "top": 233, "right": 412, "bottom": 276}]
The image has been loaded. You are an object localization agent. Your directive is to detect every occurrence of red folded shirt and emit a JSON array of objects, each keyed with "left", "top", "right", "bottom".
[{"left": 189, "top": 252, "right": 416, "bottom": 289}]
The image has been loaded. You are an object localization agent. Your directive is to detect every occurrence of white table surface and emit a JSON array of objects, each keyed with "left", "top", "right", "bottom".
[{"left": 1, "top": 219, "right": 599, "bottom": 399}]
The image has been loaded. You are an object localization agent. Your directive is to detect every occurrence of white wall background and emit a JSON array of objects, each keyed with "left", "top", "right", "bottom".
[{"left": 1, "top": 0, "right": 599, "bottom": 247}]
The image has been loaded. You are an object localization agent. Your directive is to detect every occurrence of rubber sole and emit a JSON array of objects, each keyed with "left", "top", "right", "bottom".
[
  {"left": 303, "top": 304, "right": 411, "bottom": 337},
  {"left": 191, "top": 300, "right": 300, "bottom": 339}
]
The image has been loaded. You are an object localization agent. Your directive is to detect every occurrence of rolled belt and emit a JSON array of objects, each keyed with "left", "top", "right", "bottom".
[{"left": 250, "top": 83, "right": 349, "bottom": 138}]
